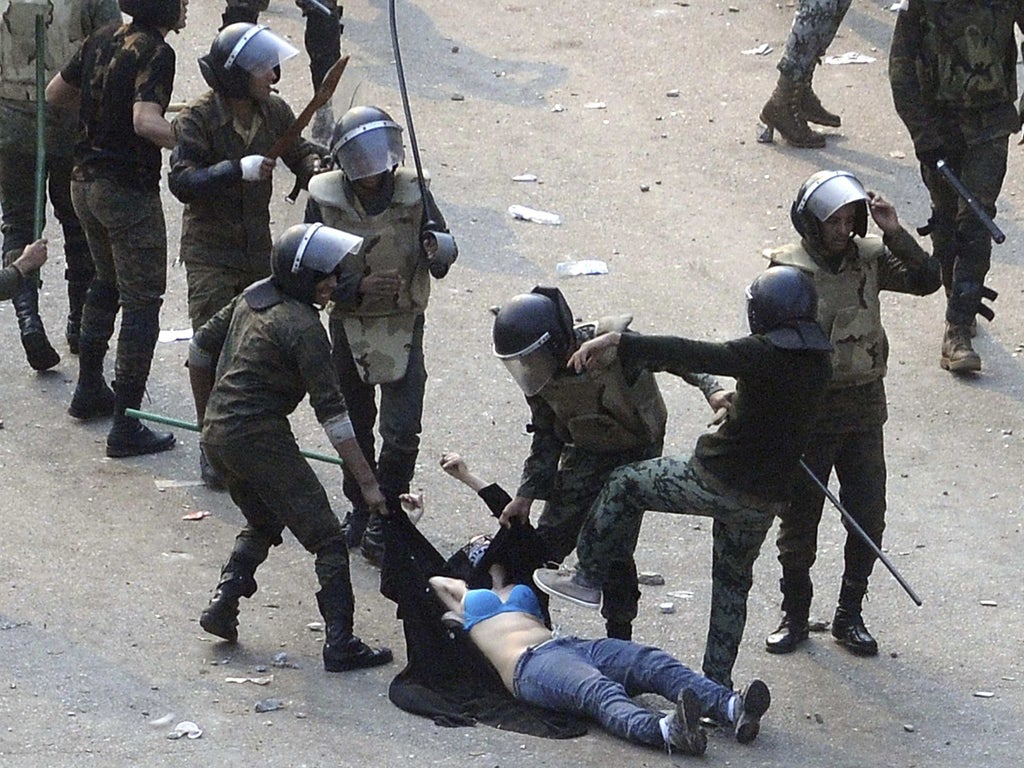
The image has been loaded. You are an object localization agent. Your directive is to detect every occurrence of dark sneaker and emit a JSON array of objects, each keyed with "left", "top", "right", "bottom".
[
  {"left": 323, "top": 636, "right": 393, "bottom": 673},
  {"left": 765, "top": 615, "right": 809, "bottom": 654},
  {"left": 734, "top": 679, "right": 771, "bottom": 744},
  {"left": 106, "top": 422, "right": 176, "bottom": 458},
  {"left": 666, "top": 688, "right": 707, "bottom": 755},
  {"left": 532, "top": 567, "right": 601, "bottom": 609}
]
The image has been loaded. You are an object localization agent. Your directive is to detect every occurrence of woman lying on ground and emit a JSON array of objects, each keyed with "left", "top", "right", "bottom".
[{"left": 421, "top": 452, "right": 771, "bottom": 756}]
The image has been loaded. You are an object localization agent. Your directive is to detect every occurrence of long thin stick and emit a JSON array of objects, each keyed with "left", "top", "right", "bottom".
[
  {"left": 125, "top": 409, "right": 343, "bottom": 467},
  {"left": 800, "top": 459, "right": 922, "bottom": 606}
]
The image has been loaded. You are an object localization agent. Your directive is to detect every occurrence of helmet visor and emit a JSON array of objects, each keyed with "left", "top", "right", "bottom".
[
  {"left": 226, "top": 26, "right": 299, "bottom": 76},
  {"left": 293, "top": 223, "right": 364, "bottom": 276},
  {"left": 501, "top": 344, "right": 560, "bottom": 396},
  {"left": 803, "top": 172, "right": 867, "bottom": 223},
  {"left": 334, "top": 121, "right": 405, "bottom": 180}
]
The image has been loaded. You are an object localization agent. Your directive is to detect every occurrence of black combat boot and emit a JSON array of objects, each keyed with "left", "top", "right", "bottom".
[
  {"left": 199, "top": 554, "right": 260, "bottom": 642},
  {"left": 65, "top": 279, "right": 90, "bottom": 354},
  {"left": 765, "top": 569, "right": 812, "bottom": 654},
  {"left": 831, "top": 578, "right": 878, "bottom": 656},
  {"left": 11, "top": 278, "right": 60, "bottom": 371},
  {"left": 69, "top": 282, "right": 118, "bottom": 419},
  {"left": 106, "top": 306, "right": 175, "bottom": 457},
  {"left": 316, "top": 566, "right": 392, "bottom": 673}
]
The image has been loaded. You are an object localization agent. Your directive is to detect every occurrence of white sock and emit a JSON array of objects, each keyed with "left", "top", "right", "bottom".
[
  {"left": 727, "top": 693, "right": 740, "bottom": 722},
  {"left": 659, "top": 715, "right": 672, "bottom": 743}
]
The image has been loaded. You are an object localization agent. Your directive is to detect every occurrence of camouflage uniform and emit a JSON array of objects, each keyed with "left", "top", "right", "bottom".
[
  {"left": 889, "top": 0, "right": 1024, "bottom": 332},
  {"left": 223, "top": 0, "right": 342, "bottom": 91},
  {"left": 517, "top": 319, "right": 723, "bottom": 639},
  {"left": 573, "top": 333, "right": 832, "bottom": 688},
  {"left": 776, "top": 0, "right": 853, "bottom": 82},
  {"left": 62, "top": 15, "right": 177, "bottom": 443},
  {"left": 192, "top": 292, "right": 358, "bottom": 632},
  {"left": 767, "top": 229, "right": 940, "bottom": 622},
  {"left": 169, "top": 90, "right": 321, "bottom": 329},
  {"left": 0, "top": 0, "right": 121, "bottom": 361},
  {"left": 307, "top": 167, "right": 447, "bottom": 534}
]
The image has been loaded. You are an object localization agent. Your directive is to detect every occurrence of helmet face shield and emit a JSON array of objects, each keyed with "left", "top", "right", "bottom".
[
  {"left": 293, "top": 223, "right": 363, "bottom": 276},
  {"left": 500, "top": 340, "right": 560, "bottom": 396},
  {"left": 333, "top": 121, "right": 405, "bottom": 180},
  {"left": 226, "top": 26, "right": 299, "bottom": 77},
  {"left": 804, "top": 172, "right": 868, "bottom": 223}
]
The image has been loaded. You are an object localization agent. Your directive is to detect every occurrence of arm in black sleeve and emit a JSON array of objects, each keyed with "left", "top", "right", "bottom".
[{"left": 478, "top": 483, "right": 513, "bottom": 518}]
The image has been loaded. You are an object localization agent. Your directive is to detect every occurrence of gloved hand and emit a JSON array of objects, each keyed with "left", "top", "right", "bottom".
[{"left": 240, "top": 155, "right": 275, "bottom": 182}]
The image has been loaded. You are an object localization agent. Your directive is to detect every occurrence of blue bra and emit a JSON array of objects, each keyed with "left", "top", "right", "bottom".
[{"left": 462, "top": 584, "right": 544, "bottom": 631}]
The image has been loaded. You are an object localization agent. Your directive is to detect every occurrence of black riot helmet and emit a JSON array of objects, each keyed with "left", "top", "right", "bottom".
[
  {"left": 330, "top": 106, "right": 405, "bottom": 181},
  {"left": 746, "top": 266, "right": 832, "bottom": 351},
  {"left": 198, "top": 24, "right": 298, "bottom": 99},
  {"left": 270, "top": 223, "right": 363, "bottom": 306},
  {"left": 119, "top": 0, "right": 182, "bottom": 30},
  {"left": 493, "top": 286, "right": 575, "bottom": 396},
  {"left": 790, "top": 170, "right": 869, "bottom": 250}
]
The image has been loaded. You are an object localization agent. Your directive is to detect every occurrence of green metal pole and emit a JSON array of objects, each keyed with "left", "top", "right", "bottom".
[
  {"left": 34, "top": 12, "right": 46, "bottom": 241},
  {"left": 124, "top": 408, "right": 344, "bottom": 467}
]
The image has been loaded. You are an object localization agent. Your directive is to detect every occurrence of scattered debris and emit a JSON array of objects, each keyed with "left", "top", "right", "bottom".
[
  {"left": 307, "top": 621, "right": 325, "bottom": 632},
  {"left": 155, "top": 479, "right": 203, "bottom": 490},
  {"left": 980, "top": 600, "right": 998, "bottom": 607},
  {"left": 583, "top": 102, "right": 607, "bottom": 110},
  {"left": 0, "top": 620, "right": 29, "bottom": 631},
  {"left": 741, "top": 43, "right": 773, "bottom": 56},
  {"left": 272, "top": 652, "right": 300, "bottom": 669},
  {"left": 814, "top": 713, "right": 825, "bottom": 724},
  {"left": 451, "top": 93, "right": 465, "bottom": 101},
  {"left": 508, "top": 205, "right": 562, "bottom": 225},
  {"left": 808, "top": 620, "right": 830, "bottom": 632},
  {"left": 158, "top": 328, "right": 192, "bottom": 343},
  {"left": 658, "top": 602, "right": 675, "bottom": 614},
  {"left": 665, "top": 89, "right": 680, "bottom": 97},
  {"left": 637, "top": 572, "right": 665, "bottom": 586},
  {"left": 824, "top": 51, "right": 876, "bottom": 65},
  {"left": 255, "top": 698, "right": 285, "bottom": 713},
  {"left": 903, "top": 724, "right": 915, "bottom": 733},
  {"left": 973, "top": 691, "right": 995, "bottom": 698},
  {"left": 148, "top": 713, "right": 175, "bottom": 727},
  {"left": 640, "top": 183, "right": 650, "bottom": 192},
  {"left": 450, "top": 46, "right": 459, "bottom": 53},
  {"left": 181, "top": 510, "right": 211, "bottom": 521},
  {"left": 225, "top": 675, "right": 274, "bottom": 686},
  {"left": 512, "top": 173, "right": 538, "bottom": 182},
  {"left": 167, "top": 721, "right": 203, "bottom": 740},
  {"left": 555, "top": 260, "right": 608, "bottom": 277},
  {"left": 666, "top": 590, "right": 694, "bottom": 600},
  {"left": 551, "top": 104, "right": 566, "bottom": 113},
  {"left": 889, "top": 150, "right": 906, "bottom": 159}
]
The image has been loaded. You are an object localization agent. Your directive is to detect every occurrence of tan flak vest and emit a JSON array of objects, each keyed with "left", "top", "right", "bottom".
[
  {"left": 538, "top": 316, "right": 668, "bottom": 454},
  {"left": 0, "top": 1, "right": 90, "bottom": 102},
  {"left": 767, "top": 236, "right": 888, "bottom": 388},
  {"left": 309, "top": 167, "right": 429, "bottom": 384}
]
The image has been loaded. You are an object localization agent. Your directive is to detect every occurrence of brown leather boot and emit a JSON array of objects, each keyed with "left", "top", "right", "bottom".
[
  {"left": 799, "top": 80, "right": 841, "bottom": 127},
  {"left": 759, "top": 75, "right": 826, "bottom": 148},
  {"left": 940, "top": 322, "right": 981, "bottom": 373}
]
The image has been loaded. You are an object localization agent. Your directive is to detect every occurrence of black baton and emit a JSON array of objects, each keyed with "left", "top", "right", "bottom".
[
  {"left": 800, "top": 459, "right": 923, "bottom": 606},
  {"left": 936, "top": 160, "right": 1006, "bottom": 244}
]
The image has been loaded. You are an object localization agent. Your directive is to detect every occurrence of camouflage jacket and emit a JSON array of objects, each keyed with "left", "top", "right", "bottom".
[
  {"left": 0, "top": 0, "right": 120, "bottom": 153},
  {"left": 61, "top": 21, "right": 176, "bottom": 191},
  {"left": 619, "top": 333, "right": 832, "bottom": 503},
  {"left": 890, "top": 0, "right": 1024, "bottom": 152},
  {"left": 768, "top": 229, "right": 940, "bottom": 432},
  {"left": 516, "top": 324, "right": 723, "bottom": 501},
  {"left": 193, "top": 292, "right": 349, "bottom": 444},
  {"left": 169, "top": 90, "right": 321, "bottom": 273},
  {"left": 309, "top": 167, "right": 443, "bottom": 318}
]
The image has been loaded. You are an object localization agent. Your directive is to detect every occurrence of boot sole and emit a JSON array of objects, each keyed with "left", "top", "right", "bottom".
[
  {"left": 69, "top": 404, "right": 115, "bottom": 420},
  {"left": 199, "top": 613, "right": 238, "bottom": 643},
  {"left": 323, "top": 647, "right": 393, "bottom": 672},
  {"left": 736, "top": 679, "right": 771, "bottom": 744},
  {"left": 832, "top": 635, "right": 879, "bottom": 656}
]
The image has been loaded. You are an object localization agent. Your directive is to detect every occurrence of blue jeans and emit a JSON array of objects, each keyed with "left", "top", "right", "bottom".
[{"left": 512, "top": 637, "right": 734, "bottom": 748}]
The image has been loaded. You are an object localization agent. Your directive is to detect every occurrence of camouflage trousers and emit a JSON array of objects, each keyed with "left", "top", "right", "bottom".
[
  {"left": 777, "top": 0, "right": 853, "bottom": 82},
  {"left": 537, "top": 442, "right": 661, "bottom": 629},
  {"left": 919, "top": 135, "right": 1008, "bottom": 326},
  {"left": 202, "top": 430, "right": 351, "bottom": 592},
  {"left": 777, "top": 427, "right": 886, "bottom": 588},
  {"left": 185, "top": 260, "right": 270, "bottom": 331},
  {"left": 576, "top": 455, "right": 780, "bottom": 689}
]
